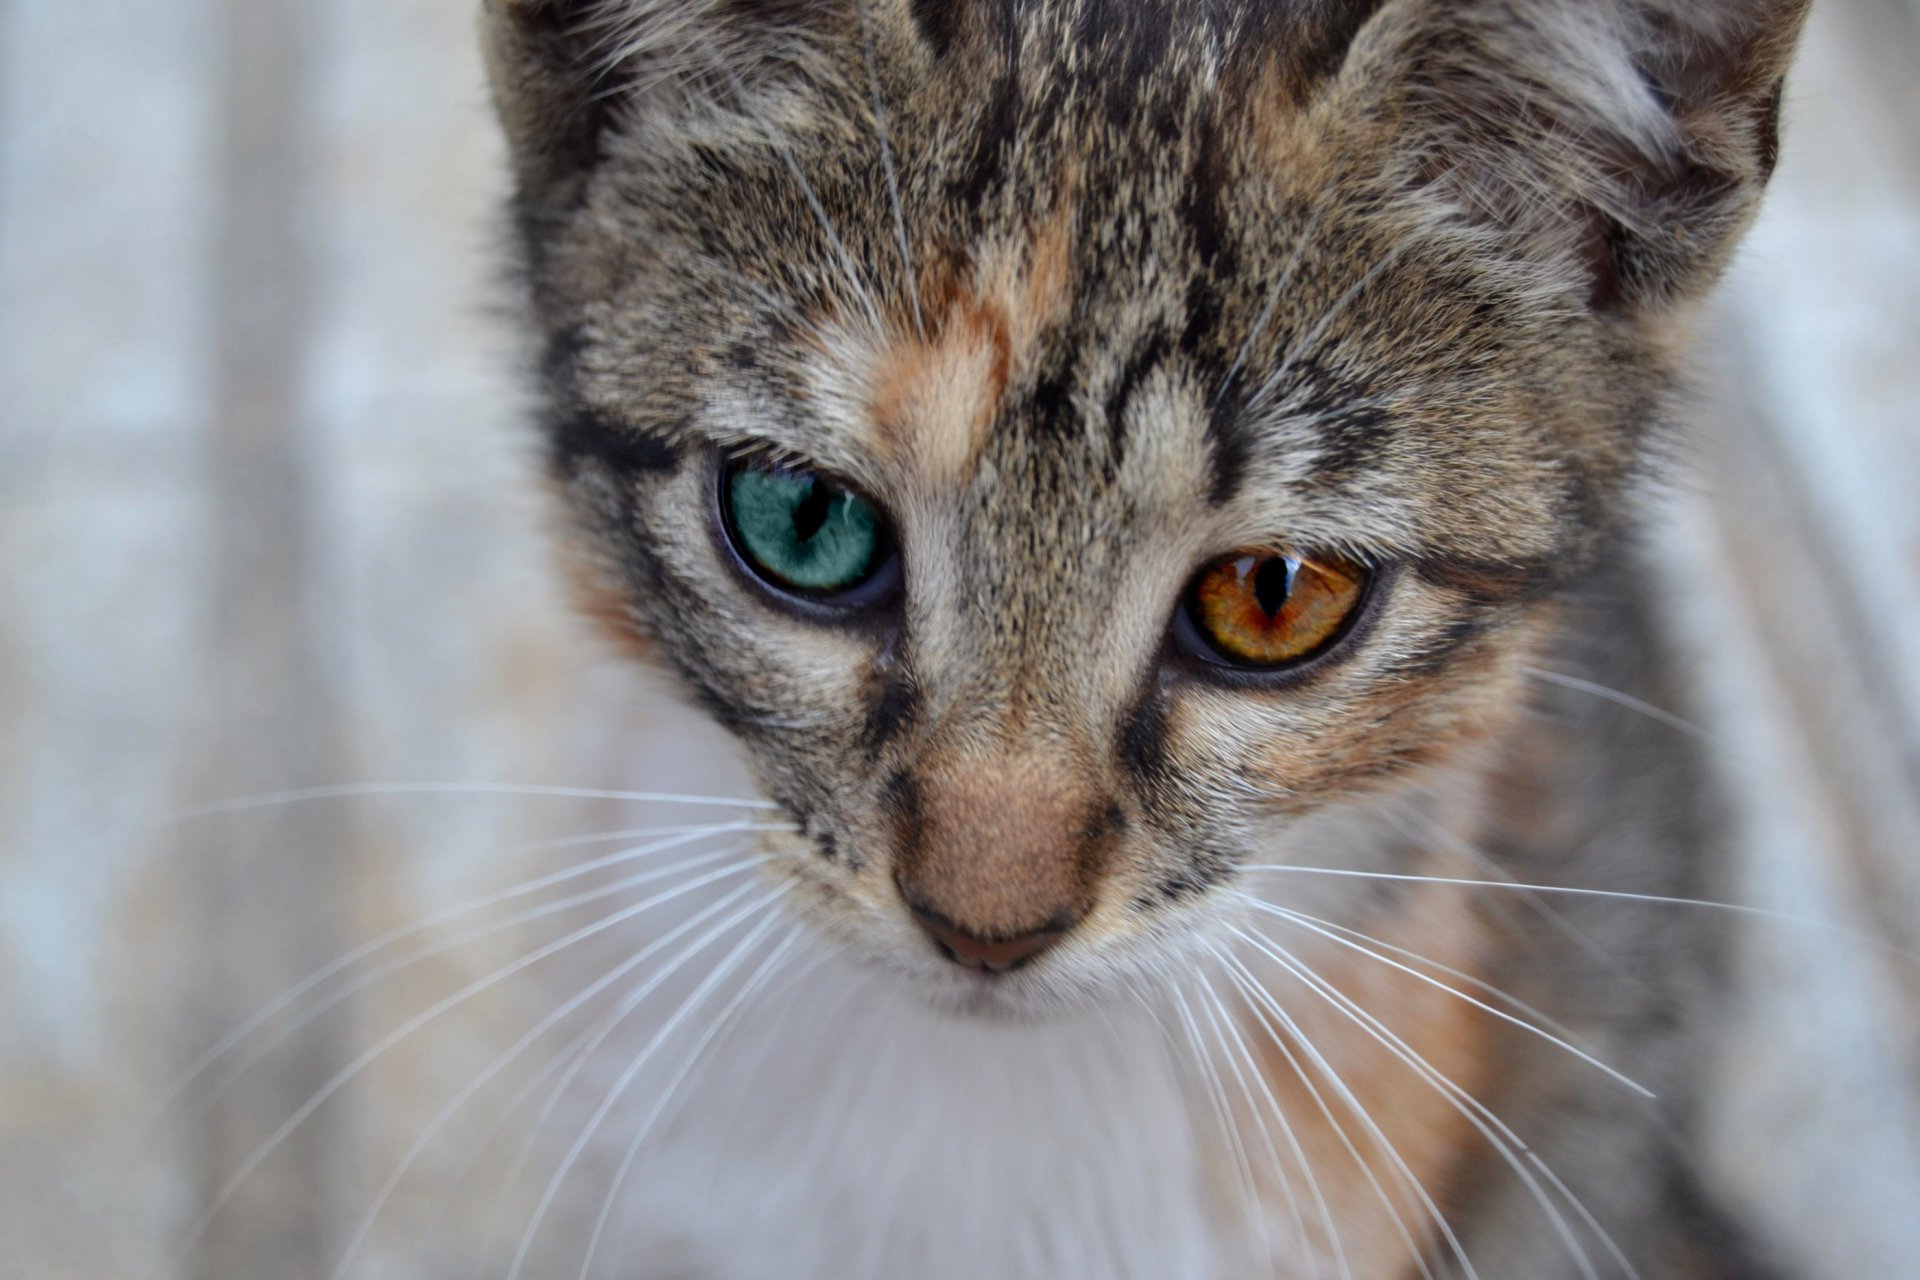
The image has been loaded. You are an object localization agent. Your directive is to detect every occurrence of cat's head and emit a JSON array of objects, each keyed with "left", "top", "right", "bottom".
[{"left": 485, "top": 0, "right": 1804, "bottom": 1014}]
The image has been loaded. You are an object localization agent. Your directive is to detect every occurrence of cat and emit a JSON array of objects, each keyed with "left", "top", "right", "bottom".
[{"left": 480, "top": 0, "right": 1810, "bottom": 1275}]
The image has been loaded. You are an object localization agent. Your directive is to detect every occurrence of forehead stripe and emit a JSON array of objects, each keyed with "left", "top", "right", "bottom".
[
  {"left": 1203, "top": 391, "right": 1251, "bottom": 507},
  {"left": 1104, "top": 327, "right": 1171, "bottom": 461}
]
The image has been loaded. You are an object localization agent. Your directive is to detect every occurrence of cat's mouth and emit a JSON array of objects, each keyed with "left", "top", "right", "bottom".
[
  {"left": 913, "top": 960, "right": 1092, "bottom": 1023},
  {"left": 928, "top": 970, "right": 1041, "bottom": 1018},
  {"left": 777, "top": 834, "right": 1148, "bottom": 1018},
  {"left": 885, "top": 902, "right": 1167, "bottom": 1024}
]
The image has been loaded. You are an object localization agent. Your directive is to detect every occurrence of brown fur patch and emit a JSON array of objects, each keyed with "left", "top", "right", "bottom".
[
  {"left": 866, "top": 288, "right": 1010, "bottom": 483},
  {"left": 865, "top": 194, "right": 1079, "bottom": 483}
]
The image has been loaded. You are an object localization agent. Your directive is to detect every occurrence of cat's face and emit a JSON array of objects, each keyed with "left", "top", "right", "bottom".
[{"left": 488, "top": 0, "right": 1801, "bottom": 1015}]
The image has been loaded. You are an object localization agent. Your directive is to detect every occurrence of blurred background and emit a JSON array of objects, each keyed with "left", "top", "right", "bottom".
[{"left": 1, "top": 1, "right": 1916, "bottom": 1277}]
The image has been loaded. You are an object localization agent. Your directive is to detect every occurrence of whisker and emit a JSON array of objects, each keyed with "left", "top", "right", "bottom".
[
  {"left": 183, "top": 843, "right": 758, "bottom": 1120},
  {"left": 481, "top": 990, "right": 651, "bottom": 1246},
  {"left": 1193, "top": 964, "right": 1353, "bottom": 1280},
  {"left": 168, "top": 854, "right": 765, "bottom": 1272},
  {"left": 154, "top": 824, "right": 779, "bottom": 1117},
  {"left": 478, "top": 918, "right": 827, "bottom": 1248},
  {"left": 323, "top": 878, "right": 776, "bottom": 1280},
  {"left": 1246, "top": 888, "right": 1585, "bottom": 1048},
  {"left": 169, "top": 782, "right": 778, "bottom": 823},
  {"left": 1213, "top": 948, "right": 1443, "bottom": 1280},
  {"left": 579, "top": 921, "right": 808, "bottom": 1277},
  {"left": 1238, "top": 862, "right": 1906, "bottom": 957},
  {"left": 1191, "top": 969, "right": 1326, "bottom": 1279},
  {"left": 1240, "top": 896, "right": 1653, "bottom": 1099},
  {"left": 441, "top": 1016, "right": 607, "bottom": 1204},
  {"left": 1184, "top": 969, "right": 1280, "bottom": 1270},
  {"left": 1161, "top": 972, "right": 1269, "bottom": 1261},
  {"left": 1392, "top": 794, "right": 1645, "bottom": 994},
  {"left": 1234, "top": 927, "right": 1615, "bottom": 1280},
  {"left": 688, "top": 953, "right": 864, "bottom": 1214},
  {"left": 1527, "top": 1151, "right": 1640, "bottom": 1280},
  {"left": 1521, "top": 665, "right": 1712, "bottom": 742},
  {"left": 509, "top": 891, "right": 792, "bottom": 1280}
]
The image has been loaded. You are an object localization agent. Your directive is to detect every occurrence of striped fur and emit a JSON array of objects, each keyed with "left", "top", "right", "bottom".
[{"left": 485, "top": 2, "right": 1808, "bottom": 1275}]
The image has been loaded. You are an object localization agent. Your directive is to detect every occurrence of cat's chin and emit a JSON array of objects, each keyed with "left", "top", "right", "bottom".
[
  {"left": 894, "top": 960, "right": 1121, "bottom": 1026},
  {"left": 914, "top": 980, "right": 1049, "bottom": 1024}
]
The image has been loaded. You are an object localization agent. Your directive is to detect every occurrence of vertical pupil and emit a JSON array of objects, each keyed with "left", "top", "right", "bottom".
[
  {"left": 791, "top": 478, "right": 832, "bottom": 542},
  {"left": 1252, "top": 557, "right": 1294, "bottom": 617}
]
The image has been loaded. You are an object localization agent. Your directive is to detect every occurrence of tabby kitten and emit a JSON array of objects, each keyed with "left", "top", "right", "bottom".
[{"left": 483, "top": 0, "right": 1808, "bottom": 1275}]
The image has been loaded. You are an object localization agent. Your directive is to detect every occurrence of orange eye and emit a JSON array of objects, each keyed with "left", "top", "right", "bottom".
[{"left": 1181, "top": 550, "right": 1370, "bottom": 669}]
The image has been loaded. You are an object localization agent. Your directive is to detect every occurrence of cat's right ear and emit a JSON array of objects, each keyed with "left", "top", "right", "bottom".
[{"left": 481, "top": 0, "right": 844, "bottom": 206}]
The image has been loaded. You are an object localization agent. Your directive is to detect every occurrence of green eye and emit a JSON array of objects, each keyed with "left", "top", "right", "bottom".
[{"left": 722, "top": 459, "right": 894, "bottom": 600}]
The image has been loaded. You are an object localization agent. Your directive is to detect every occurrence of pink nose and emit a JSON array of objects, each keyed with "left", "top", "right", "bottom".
[{"left": 908, "top": 903, "right": 1076, "bottom": 974}]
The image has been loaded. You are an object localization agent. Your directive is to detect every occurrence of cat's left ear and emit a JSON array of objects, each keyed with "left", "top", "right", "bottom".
[
  {"left": 1353, "top": 0, "right": 1810, "bottom": 311},
  {"left": 482, "top": 0, "right": 846, "bottom": 207}
]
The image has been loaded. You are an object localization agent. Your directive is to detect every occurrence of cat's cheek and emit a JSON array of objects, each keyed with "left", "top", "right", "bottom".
[
  {"left": 554, "top": 539, "right": 658, "bottom": 665},
  {"left": 1238, "top": 613, "right": 1556, "bottom": 803}
]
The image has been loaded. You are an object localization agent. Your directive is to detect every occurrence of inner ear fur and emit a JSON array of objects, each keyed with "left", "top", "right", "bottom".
[
  {"left": 481, "top": 0, "right": 849, "bottom": 204},
  {"left": 1349, "top": 0, "right": 1810, "bottom": 312}
]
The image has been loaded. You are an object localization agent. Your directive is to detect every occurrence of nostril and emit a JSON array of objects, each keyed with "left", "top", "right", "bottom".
[{"left": 907, "top": 903, "right": 1075, "bottom": 974}]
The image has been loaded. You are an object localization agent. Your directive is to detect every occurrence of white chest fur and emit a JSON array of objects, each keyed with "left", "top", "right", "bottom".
[{"left": 592, "top": 957, "right": 1231, "bottom": 1280}]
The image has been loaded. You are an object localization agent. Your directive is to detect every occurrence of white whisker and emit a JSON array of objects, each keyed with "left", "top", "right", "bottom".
[
  {"left": 169, "top": 855, "right": 765, "bottom": 1273},
  {"left": 324, "top": 878, "right": 775, "bottom": 1280},
  {"left": 1521, "top": 665, "right": 1712, "bottom": 742},
  {"left": 188, "top": 844, "right": 757, "bottom": 1119},
  {"left": 689, "top": 953, "right": 862, "bottom": 1213},
  {"left": 580, "top": 921, "right": 807, "bottom": 1277},
  {"left": 154, "top": 825, "right": 778, "bottom": 1118},
  {"left": 1527, "top": 1150, "right": 1640, "bottom": 1279},
  {"left": 510, "top": 890, "right": 792, "bottom": 1280},
  {"left": 169, "top": 782, "right": 778, "bottom": 823},
  {"left": 1216, "top": 944, "right": 1458, "bottom": 1280},
  {"left": 1238, "top": 862, "right": 1888, "bottom": 939},
  {"left": 1234, "top": 926, "right": 1613, "bottom": 1280},
  {"left": 1241, "top": 896, "right": 1654, "bottom": 1099},
  {"left": 1191, "top": 970, "right": 1327, "bottom": 1279},
  {"left": 1250, "top": 886, "right": 1587, "bottom": 1047},
  {"left": 1186, "top": 969, "right": 1280, "bottom": 1270},
  {"left": 1393, "top": 795, "right": 1646, "bottom": 994},
  {"left": 1199, "top": 965, "right": 1353, "bottom": 1280},
  {"left": 441, "top": 1016, "right": 607, "bottom": 1204},
  {"left": 1161, "top": 971, "right": 1269, "bottom": 1260}
]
